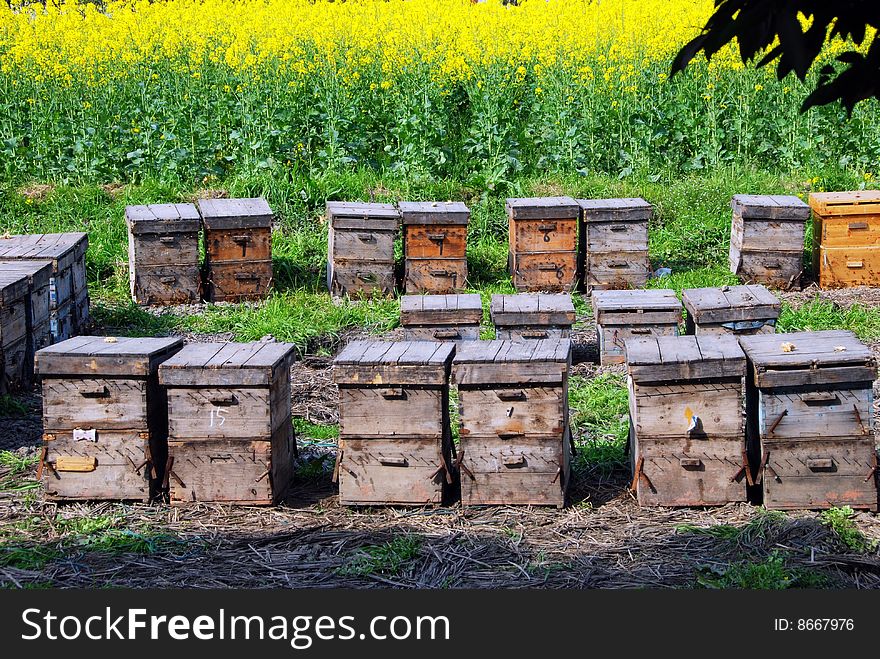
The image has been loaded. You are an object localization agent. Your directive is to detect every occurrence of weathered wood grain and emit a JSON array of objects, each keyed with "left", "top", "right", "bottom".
[
  {"left": 404, "top": 258, "right": 467, "bottom": 294},
  {"left": 400, "top": 294, "right": 483, "bottom": 326},
  {"left": 398, "top": 201, "right": 470, "bottom": 226},
  {"left": 338, "top": 386, "right": 445, "bottom": 438},
  {"left": 404, "top": 225, "right": 467, "bottom": 259},
  {"left": 197, "top": 197, "right": 273, "bottom": 231},
  {"left": 511, "top": 252, "right": 578, "bottom": 292},
  {"left": 206, "top": 260, "right": 273, "bottom": 302},
  {"left": 458, "top": 386, "right": 566, "bottom": 438}
]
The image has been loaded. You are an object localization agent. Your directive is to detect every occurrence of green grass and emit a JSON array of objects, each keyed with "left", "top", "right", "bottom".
[
  {"left": 293, "top": 419, "right": 339, "bottom": 442},
  {"left": 820, "top": 506, "right": 878, "bottom": 553},
  {"left": 697, "top": 551, "right": 830, "bottom": 590},
  {"left": 338, "top": 535, "right": 422, "bottom": 577},
  {"left": 0, "top": 394, "right": 29, "bottom": 416},
  {"left": 568, "top": 373, "right": 629, "bottom": 472},
  {"left": 779, "top": 300, "right": 880, "bottom": 341},
  {"left": 0, "top": 450, "right": 39, "bottom": 492}
]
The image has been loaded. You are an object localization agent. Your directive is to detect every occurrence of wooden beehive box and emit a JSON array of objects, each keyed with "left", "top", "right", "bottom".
[
  {"left": 506, "top": 197, "right": 579, "bottom": 292},
  {"left": 0, "top": 260, "right": 53, "bottom": 360},
  {"left": 729, "top": 195, "right": 809, "bottom": 289},
  {"left": 326, "top": 201, "right": 399, "bottom": 297},
  {"left": 198, "top": 198, "right": 273, "bottom": 302},
  {"left": 125, "top": 203, "right": 201, "bottom": 305},
  {"left": 809, "top": 191, "right": 880, "bottom": 288},
  {"left": 453, "top": 339, "right": 571, "bottom": 507},
  {"left": 332, "top": 340, "right": 455, "bottom": 506},
  {"left": 739, "top": 330, "right": 878, "bottom": 511},
  {"left": 626, "top": 335, "right": 748, "bottom": 506},
  {"left": 159, "top": 342, "right": 296, "bottom": 505},
  {"left": 399, "top": 201, "right": 469, "bottom": 294},
  {"left": 0, "top": 233, "right": 89, "bottom": 342},
  {"left": 490, "top": 293, "right": 575, "bottom": 340},
  {"left": 35, "top": 336, "right": 183, "bottom": 501},
  {"left": 0, "top": 271, "right": 29, "bottom": 393},
  {"left": 591, "top": 289, "right": 682, "bottom": 365},
  {"left": 400, "top": 294, "right": 482, "bottom": 342},
  {"left": 683, "top": 285, "right": 780, "bottom": 336},
  {"left": 578, "top": 198, "right": 651, "bottom": 291}
]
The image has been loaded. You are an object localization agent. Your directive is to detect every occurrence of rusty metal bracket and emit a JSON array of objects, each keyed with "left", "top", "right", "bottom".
[
  {"left": 455, "top": 450, "right": 475, "bottom": 481},
  {"left": 331, "top": 447, "right": 344, "bottom": 484},
  {"left": 853, "top": 404, "right": 868, "bottom": 435},
  {"left": 767, "top": 409, "right": 788, "bottom": 436},
  {"left": 36, "top": 446, "right": 47, "bottom": 481}
]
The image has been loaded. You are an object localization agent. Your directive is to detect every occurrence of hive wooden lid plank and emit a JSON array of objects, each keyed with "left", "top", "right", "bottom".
[
  {"left": 36, "top": 335, "right": 183, "bottom": 377},
  {"left": 158, "top": 341, "right": 295, "bottom": 386},
  {"left": 490, "top": 293, "right": 575, "bottom": 326},
  {"left": 326, "top": 201, "right": 399, "bottom": 230},
  {"left": 0, "top": 259, "right": 53, "bottom": 289},
  {"left": 125, "top": 203, "right": 201, "bottom": 234},
  {"left": 505, "top": 196, "right": 580, "bottom": 220},
  {"left": 0, "top": 233, "right": 88, "bottom": 269},
  {"left": 626, "top": 335, "right": 745, "bottom": 382},
  {"left": 333, "top": 340, "right": 454, "bottom": 385},
  {"left": 731, "top": 194, "right": 809, "bottom": 220},
  {"left": 400, "top": 294, "right": 483, "bottom": 326},
  {"left": 809, "top": 190, "right": 880, "bottom": 216},
  {"left": 398, "top": 201, "right": 470, "bottom": 225},
  {"left": 738, "top": 330, "right": 876, "bottom": 388},
  {"left": 453, "top": 338, "right": 570, "bottom": 385},
  {"left": 577, "top": 197, "right": 652, "bottom": 222},
  {"left": 592, "top": 288, "right": 681, "bottom": 311},
  {"left": 0, "top": 270, "right": 29, "bottom": 305},
  {"left": 197, "top": 197, "right": 273, "bottom": 230},
  {"left": 682, "top": 285, "right": 780, "bottom": 324}
]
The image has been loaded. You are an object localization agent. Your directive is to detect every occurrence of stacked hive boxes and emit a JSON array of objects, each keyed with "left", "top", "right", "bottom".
[
  {"left": 729, "top": 194, "right": 810, "bottom": 289},
  {"left": 35, "top": 336, "right": 183, "bottom": 501},
  {"left": 810, "top": 191, "right": 880, "bottom": 288},
  {"left": 400, "top": 202, "right": 469, "bottom": 294},
  {"left": 326, "top": 202, "right": 399, "bottom": 297},
  {"left": 159, "top": 342, "right": 296, "bottom": 504},
  {"left": 332, "top": 341, "right": 456, "bottom": 506},
  {"left": 453, "top": 340, "right": 572, "bottom": 507},
  {"left": 198, "top": 198, "right": 274, "bottom": 302},
  {"left": 400, "top": 294, "right": 483, "bottom": 342},
  {"left": 626, "top": 335, "right": 749, "bottom": 506},
  {"left": 739, "top": 330, "right": 878, "bottom": 511},
  {"left": 506, "top": 197, "right": 580, "bottom": 292},
  {"left": 0, "top": 271, "right": 30, "bottom": 393},
  {"left": 578, "top": 198, "right": 651, "bottom": 291},
  {"left": 125, "top": 203, "right": 202, "bottom": 305},
  {"left": 591, "top": 289, "right": 681, "bottom": 366},
  {"left": 0, "top": 233, "right": 89, "bottom": 342},
  {"left": 0, "top": 260, "right": 53, "bottom": 373}
]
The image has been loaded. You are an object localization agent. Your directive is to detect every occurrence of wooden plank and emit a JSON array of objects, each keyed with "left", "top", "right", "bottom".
[
  {"left": 198, "top": 197, "right": 273, "bottom": 230},
  {"left": 404, "top": 225, "right": 467, "bottom": 259},
  {"left": 731, "top": 194, "right": 810, "bottom": 220},
  {"left": 36, "top": 336, "right": 182, "bottom": 377},
  {"left": 458, "top": 385, "right": 565, "bottom": 438},
  {"left": 166, "top": 387, "right": 274, "bottom": 439},
  {"left": 505, "top": 196, "right": 580, "bottom": 220},
  {"left": 631, "top": 380, "right": 743, "bottom": 438},
  {"left": 683, "top": 285, "right": 780, "bottom": 324},
  {"left": 339, "top": 387, "right": 444, "bottom": 438},
  {"left": 42, "top": 377, "right": 148, "bottom": 430},
  {"left": 327, "top": 201, "right": 399, "bottom": 231},
  {"left": 205, "top": 259, "right": 272, "bottom": 302},
  {"left": 398, "top": 201, "right": 470, "bottom": 226},
  {"left": 404, "top": 257, "right": 467, "bottom": 294},
  {"left": 578, "top": 197, "right": 652, "bottom": 222},
  {"left": 810, "top": 190, "right": 880, "bottom": 216}
]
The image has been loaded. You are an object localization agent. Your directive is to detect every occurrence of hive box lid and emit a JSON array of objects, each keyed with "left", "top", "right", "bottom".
[
  {"left": 506, "top": 197, "right": 580, "bottom": 220},
  {"left": 398, "top": 201, "right": 470, "bottom": 225},
  {"left": 0, "top": 259, "right": 53, "bottom": 290},
  {"left": 0, "top": 270, "right": 29, "bottom": 305},
  {"left": 453, "top": 339, "right": 571, "bottom": 386},
  {"left": 400, "top": 294, "right": 483, "bottom": 326},
  {"left": 125, "top": 203, "right": 201, "bottom": 234},
  {"left": 626, "top": 335, "right": 745, "bottom": 382},
  {"left": 35, "top": 336, "right": 183, "bottom": 377},
  {"left": 809, "top": 190, "right": 880, "bottom": 216},
  {"left": 0, "top": 233, "right": 88, "bottom": 270},
  {"left": 738, "top": 330, "right": 876, "bottom": 388},
  {"left": 682, "top": 285, "right": 780, "bottom": 324},
  {"left": 591, "top": 289, "right": 681, "bottom": 325},
  {"left": 327, "top": 202, "right": 399, "bottom": 230},
  {"left": 197, "top": 198, "right": 273, "bottom": 230},
  {"left": 490, "top": 293, "right": 576, "bottom": 327},
  {"left": 159, "top": 341, "right": 295, "bottom": 386},
  {"left": 730, "top": 194, "right": 809, "bottom": 220},
  {"left": 577, "top": 198, "right": 652, "bottom": 222},
  {"left": 333, "top": 340, "right": 455, "bottom": 386}
]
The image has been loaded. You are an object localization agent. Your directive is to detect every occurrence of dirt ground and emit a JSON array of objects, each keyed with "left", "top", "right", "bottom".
[{"left": 2, "top": 287, "right": 880, "bottom": 589}]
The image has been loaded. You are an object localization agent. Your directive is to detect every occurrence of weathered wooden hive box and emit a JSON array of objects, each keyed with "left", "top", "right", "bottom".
[
  {"left": 159, "top": 342, "right": 296, "bottom": 505},
  {"left": 0, "top": 260, "right": 53, "bottom": 364},
  {"left": 198, "top": 198, "right": 274, "bottom": 302},
  {"left": 591, "top": 289, "right": 682, "bottom": 365},
  {"left": 809, "top": 191, "right": 880, "bottom": 288},
  {"left": 332, "top": 340, "right": 455, "bottom": 506},
  {"left": 739, "top": 330, "right": 878, "bottom": 511},
  {"left": 0, "top": 271, "right": 29, "bottom": 393},
  {"left": 0, "top": 232, "right": 89, "bottom": 342},
  {"left": 400, "top": 294, "right": 482, "bottom": 342},
  {"left": 578, "top": 198, "right": 651, "bottom": 291},
  {"left": 399, "top": 201, "right": 469, "bottom": 294},
  {"left": 35, "top": 336, "right": 183, "bottom": 501},
  {"left": 683, "top": 285, "right": 780, "bottom": 336},
  {"left": 453, "top": 339, "right": 571, "bottom": 507},
  {"left": 125, "top": 203, "right": 201, "bottom": 305},
  {"left": 490, "top": 293, "right": 575, "bottom": 340},
  {"left": 729, "top": 194, "right": 809, "bottom": 289},
  {"left": 326, "top": 201, "right": 399, "bottom": 297},
  {"left": 506, "top": 197, "right": 579, "bottom": 292},
  {"left": 625, "top": 335, "right": 748, "bottom": 507}
]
